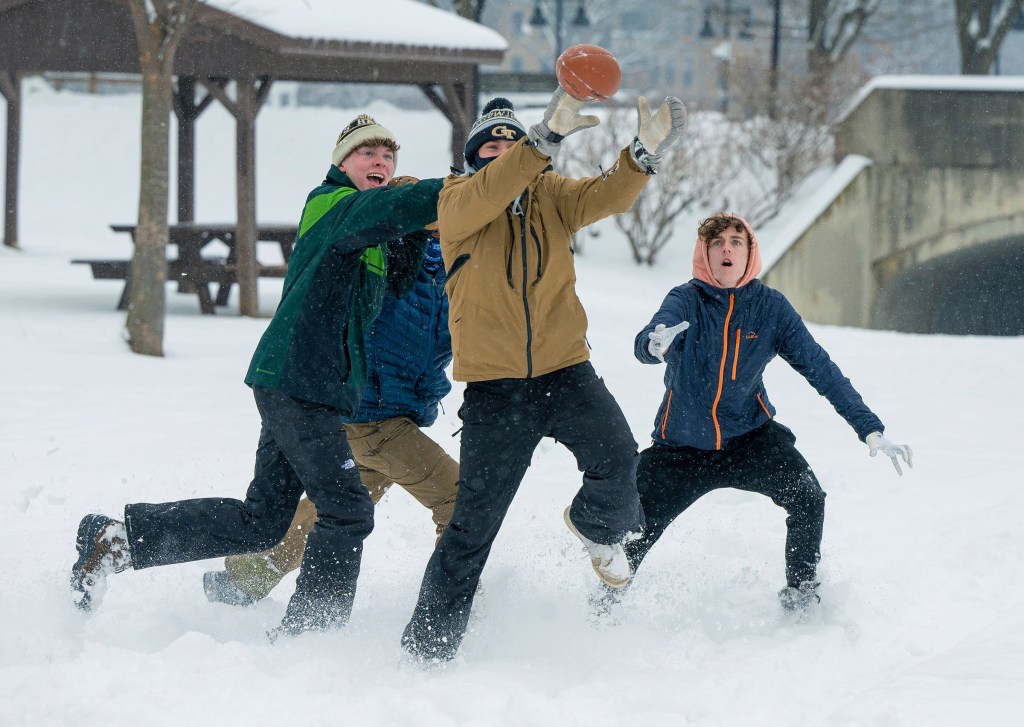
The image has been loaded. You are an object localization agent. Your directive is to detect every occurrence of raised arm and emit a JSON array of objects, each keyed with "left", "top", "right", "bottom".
[
  {"left": 775, "top": 298, "right": 883, "bottom": 441},
  {"left": 437, "top": 140, "right": 550, "bottom": 243},
  {"left": 300, "top": 178, "right": 443, "bottom": 255}
]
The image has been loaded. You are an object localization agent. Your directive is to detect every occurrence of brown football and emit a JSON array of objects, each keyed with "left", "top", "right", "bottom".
[{"left": 555, "top": 44, "right": 621, "bottom": 102}]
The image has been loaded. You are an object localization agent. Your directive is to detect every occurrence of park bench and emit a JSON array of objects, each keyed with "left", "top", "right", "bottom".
[{"left": 72, "top": 223, "right": 296, "bottom": 314}]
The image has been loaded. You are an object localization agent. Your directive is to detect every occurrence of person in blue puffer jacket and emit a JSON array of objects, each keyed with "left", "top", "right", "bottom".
[
  {"left": 203, "top": 230, "right": 459, "bottom": 608},
  {"left": 623, "top": 213, "right": 912, "bottom": 613}
]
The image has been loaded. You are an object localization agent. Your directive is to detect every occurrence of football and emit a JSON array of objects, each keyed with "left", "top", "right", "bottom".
[{"left": 555, "top": 44, "right": 621, "bottom": 102}]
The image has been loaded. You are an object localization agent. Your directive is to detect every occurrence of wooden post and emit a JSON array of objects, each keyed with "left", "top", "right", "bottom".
[
  {"left": 235, "top": 79, "right": 258, "bottom": 317},
  {"left": 174, "top": 76, "right": 197, "bottom": 223},
  {"left": 1, "top": 71, "right": 20, "bottom": 249},
  {"left": 420, "top": 75, "right": 475, "bottom": 170}
]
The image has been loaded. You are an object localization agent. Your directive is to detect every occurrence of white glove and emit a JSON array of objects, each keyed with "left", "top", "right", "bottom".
[
  {"left": 647, "top": 321, "right": 689, "bottom": 361},
  {"left": 866, "top": 432, "right": 913, "bottom": 476},
  {"left": 631, "top": 96, "right": 688, "bottom": 174},
  {"left": 529, "top": 87, "right": 600, "bottom": 157}
]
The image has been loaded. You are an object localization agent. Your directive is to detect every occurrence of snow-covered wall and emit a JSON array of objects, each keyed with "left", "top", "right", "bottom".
[{"left": 762, "top": 79, "right": 1024, "bottom": 332}]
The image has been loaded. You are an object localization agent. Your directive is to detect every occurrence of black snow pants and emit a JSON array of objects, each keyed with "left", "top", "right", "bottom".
[
  {"left": 124, "top": 385, "right": 374, "bottom": 632},
  {"left": 401, "top": 361, "right": 644, "bottom": 660},
  {"left": 626, "top": 421, "right": 825, "bottom": 588}
]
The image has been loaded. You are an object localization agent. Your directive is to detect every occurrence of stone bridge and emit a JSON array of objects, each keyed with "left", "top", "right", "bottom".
[{"left": 760, "top": 77, "right": 1024, "bottom": 336}]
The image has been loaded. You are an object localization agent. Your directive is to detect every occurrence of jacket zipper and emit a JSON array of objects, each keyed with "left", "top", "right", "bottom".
[
  {"left": 518, "top": 194, "right": 534, "bottom": 377},
  {"left": 711, "top": 293, "right": 735, "bottom": 450},
  {"left": 757, "top": 393, "right": 772, "bottom": 419},
  {"left": 732, "top": 328, "right": 741, "bottom": 380},
  {"left": 660, "top": 390, "right": 673, "bottom": 440},
  {"left": 529, "top": 223, "right": 543, "bottom": 285}
]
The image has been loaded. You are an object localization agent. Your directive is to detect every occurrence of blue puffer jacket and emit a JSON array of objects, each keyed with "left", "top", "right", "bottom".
[
  {"left": 342, "top": 250, "right": 451, "bottom": 427},
  {"left": 634, "top": 278, "right": 883, "bottom": 450}
]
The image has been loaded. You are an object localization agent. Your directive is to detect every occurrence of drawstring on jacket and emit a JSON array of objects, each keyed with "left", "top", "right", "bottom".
[{"left": 505, "top": 189, "right": 545, "bottom": 288}]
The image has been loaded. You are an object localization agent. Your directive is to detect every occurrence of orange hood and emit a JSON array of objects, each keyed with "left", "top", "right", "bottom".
[{"left": 691, "top": 214, "right": 762, "bottom": 288}]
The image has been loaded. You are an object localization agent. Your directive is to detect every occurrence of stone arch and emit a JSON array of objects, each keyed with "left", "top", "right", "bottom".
[{"left": 872, "top": 236, "right": 1024, "bottom": 336}]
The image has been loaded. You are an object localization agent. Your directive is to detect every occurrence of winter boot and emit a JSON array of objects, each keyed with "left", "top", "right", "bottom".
[
  {"left": 203, "top": 570, "right": 257, "bottom": 607},
  {"left": 778, "top": 581, "right": 821, "bottom": 612},
  {"left": 70, "top": 514, "right": 131, "bottom": 612},
  {"left": 563, "top": 507, "right": 632, "bottom": 589}
]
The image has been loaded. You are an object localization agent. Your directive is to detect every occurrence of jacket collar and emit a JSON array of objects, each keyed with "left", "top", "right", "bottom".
[
  {"left": 326, "top": 165, "right": 355, "bottom": 189},
  {"left": 692, "top": 277, "right": 762, "bottom": 303}
]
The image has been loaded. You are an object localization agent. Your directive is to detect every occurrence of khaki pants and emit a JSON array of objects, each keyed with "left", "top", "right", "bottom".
[{"left": 225, "top": 417, "right": 458, "bottom": 601}]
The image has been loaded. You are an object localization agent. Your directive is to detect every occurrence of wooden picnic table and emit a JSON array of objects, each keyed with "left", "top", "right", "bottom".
[{"left": 73, "top": 223, "right": 297, "bottom": 314}]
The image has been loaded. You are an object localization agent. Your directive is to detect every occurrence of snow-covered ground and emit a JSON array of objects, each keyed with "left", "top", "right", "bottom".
[{"left": 1, "top": 83, "right": 1023, "bottom": 726}]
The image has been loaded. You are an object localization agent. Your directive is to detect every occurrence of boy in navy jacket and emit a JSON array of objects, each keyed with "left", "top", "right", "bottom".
[{"left": 629, "top": 213, "right": 912, "bottom": 610}]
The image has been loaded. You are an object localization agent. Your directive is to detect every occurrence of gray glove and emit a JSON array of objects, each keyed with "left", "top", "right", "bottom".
[
  {"left": 866, "top": 432, "right": 913, "bottom": 476},
  {"left": 529, "top": 87, "right": 600, "bottom": 157},
  {"left": 630, "top": 96, "right": 688, "bottom": 174},
  {"left": 647, "top": 321, "right": 690, "bottom": 361}
]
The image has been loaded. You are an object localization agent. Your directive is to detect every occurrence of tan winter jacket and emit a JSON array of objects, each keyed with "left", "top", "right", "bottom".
[{"left": 438, "top": 138, "right": 650, "bottom": 382}]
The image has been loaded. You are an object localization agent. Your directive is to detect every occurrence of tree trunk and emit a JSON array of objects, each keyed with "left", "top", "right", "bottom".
[
  {"left": 126, "top": 0, "right": 197, "bottom": 356},
  {"left": 126, "top": 46, "right": 173, "bottom": 355}
]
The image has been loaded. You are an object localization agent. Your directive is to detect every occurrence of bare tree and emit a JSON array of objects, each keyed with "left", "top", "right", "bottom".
[
  {"left": 125, "top": 0, "right": 198, "bottom": 357},
  {"left": 560, "top": 106, "right": 741, "bottom": 266},
  {"left": 424, "top": 0, "right": 487, "bottom": 21},
  {"left": 955, "top": 0, "right": 1024, "bottom": 73},
  {"left": 726, "top": 57, "right": 842, "bottom": 225},
  {"left": 808, "top": 0, "right": 884, "bottom": 82}
]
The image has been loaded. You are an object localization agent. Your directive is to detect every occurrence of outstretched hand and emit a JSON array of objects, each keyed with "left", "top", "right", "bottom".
[
  {"left": 866, "top": 432, "right": 913, "bottom": 475},
  {"left": 648, "top": 320, "right": 690, "bottom": 361},
  {"left": 529, "top": 87, "right": 600, "bottom": 158},
  {"left": 631, "top": 96, "right": 688, "bottom": 174}
]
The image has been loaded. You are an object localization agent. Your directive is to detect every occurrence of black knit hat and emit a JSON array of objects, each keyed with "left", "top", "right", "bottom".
[{"left": 464, "top": 98, "right": 527, "bottom": 171}]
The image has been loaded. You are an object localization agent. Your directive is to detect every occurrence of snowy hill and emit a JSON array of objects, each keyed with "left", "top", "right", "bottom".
[{"left": 1, "top": 83, "right": 1022, "bottom": 726}]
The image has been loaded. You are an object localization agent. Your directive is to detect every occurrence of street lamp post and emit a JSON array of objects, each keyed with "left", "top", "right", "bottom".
[
  {"left": 529, "top": 0, "right": 590, "bottom": 70},
  {"left": 769, "top": 0, "right": 781, "bottom": 103},
  {"left": 699, "top": 0, "right": 754, "bottom": 113}
]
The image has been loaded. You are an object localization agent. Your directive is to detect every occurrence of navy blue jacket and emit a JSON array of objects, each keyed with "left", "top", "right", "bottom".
[
  {"left": 634, "top": 279, "right": 883, "bottom": 450},
  {"left": 342, "top": 249, "right": 451, "bottom": 427}
]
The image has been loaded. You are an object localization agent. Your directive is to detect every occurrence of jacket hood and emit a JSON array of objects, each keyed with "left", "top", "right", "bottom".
[{"left": 691, "top": 213, "right": 762, "bottom": 289}]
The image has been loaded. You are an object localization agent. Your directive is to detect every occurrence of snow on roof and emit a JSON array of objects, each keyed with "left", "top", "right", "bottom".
[
  {"left": 758, "top": 154, "right": 873, "bottom": 273},
  {"left": 204, "top": 0, "right": 508, "bottom": 52},
  {"left": 837, "top": 74, "right": 1024, "bottom": 123}
]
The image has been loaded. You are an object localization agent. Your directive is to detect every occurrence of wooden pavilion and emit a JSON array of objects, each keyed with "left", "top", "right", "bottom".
[{"left": 0, "top": 0, "right": 505, "bottom": 309}]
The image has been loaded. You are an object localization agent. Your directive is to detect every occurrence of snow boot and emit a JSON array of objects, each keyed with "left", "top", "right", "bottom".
[
  {"left": 70, "top": 514, "right": 131, "bottom": 612},
  {"left": 203, "top": 570, "right": 257, "bottom": 607},
  {"left": 778, "top": 581, "right": 820, "bottom": 612},
  {"left": 563, "top": 507, "right": 633, "bottom": 589}
]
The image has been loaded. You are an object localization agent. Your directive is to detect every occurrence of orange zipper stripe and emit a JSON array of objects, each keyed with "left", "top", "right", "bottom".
[
  {"left": 711, "top": 294, "right": 734, "bottom": 450},
  {"left": 757, "top": 393, "right": 772, "bottom": 418},
  {"left": 732, "top": 328, "right": 740, "bottom": 380},
  {"left": 660, "top": 390, "right": 673, "bottom": 439}
]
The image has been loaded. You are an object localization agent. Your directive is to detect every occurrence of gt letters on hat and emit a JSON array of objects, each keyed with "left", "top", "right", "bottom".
[
  {"left": 464, "top": 98, "right": 527, "bottom": 172},
  {"left": 332, "top": 114, "right": 400, "bottom": 168}
]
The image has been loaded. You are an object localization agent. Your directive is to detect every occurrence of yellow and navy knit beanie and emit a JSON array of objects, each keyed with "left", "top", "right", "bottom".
[
  {"left": 464, "top": 98, "right": 527, "bottom": 171},
  {"left": 332, "top": 114, "right": 399, "bottom": 168}
]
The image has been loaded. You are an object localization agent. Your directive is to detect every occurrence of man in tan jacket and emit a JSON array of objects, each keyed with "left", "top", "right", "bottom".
[{"left": 402, "top": 90, "right": 688, "bottom": 661}]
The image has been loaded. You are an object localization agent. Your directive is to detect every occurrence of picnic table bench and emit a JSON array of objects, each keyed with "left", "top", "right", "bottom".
[{"left": 72, "top": 223, "right": 297, "bottom": 314}]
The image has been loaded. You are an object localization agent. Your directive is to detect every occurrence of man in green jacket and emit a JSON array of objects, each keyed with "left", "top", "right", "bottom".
[{"left": 70, "top": 114, "right": 443, "bottom": 638}]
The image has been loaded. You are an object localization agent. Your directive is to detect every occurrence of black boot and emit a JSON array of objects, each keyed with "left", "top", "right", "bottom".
[{"left": 70, "top": 514, "right": 132, "bottom": 612}]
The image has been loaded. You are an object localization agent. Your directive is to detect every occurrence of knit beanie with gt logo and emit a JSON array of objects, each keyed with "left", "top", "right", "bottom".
[
  {"left": 464, "top": 97, "right": 527, "bottom": 172},
  {"left": 331, "top": 114, "right": 400, "bottom": 168}
]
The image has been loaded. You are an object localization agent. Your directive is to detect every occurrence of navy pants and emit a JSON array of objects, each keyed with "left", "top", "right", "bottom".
[
  {"left": 125, "top": 386, "right": 374, "bottom": 631},
  {"left": 626, "top": 421, "right": 826, "bottom": 588},
  {"left": 402, "top": 362, "right": 644, "bottom": 660}
]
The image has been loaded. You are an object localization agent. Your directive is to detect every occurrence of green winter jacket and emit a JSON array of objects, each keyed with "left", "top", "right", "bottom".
[{"left": 245, "top": 166, "right": 443, "bottom": 413}]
